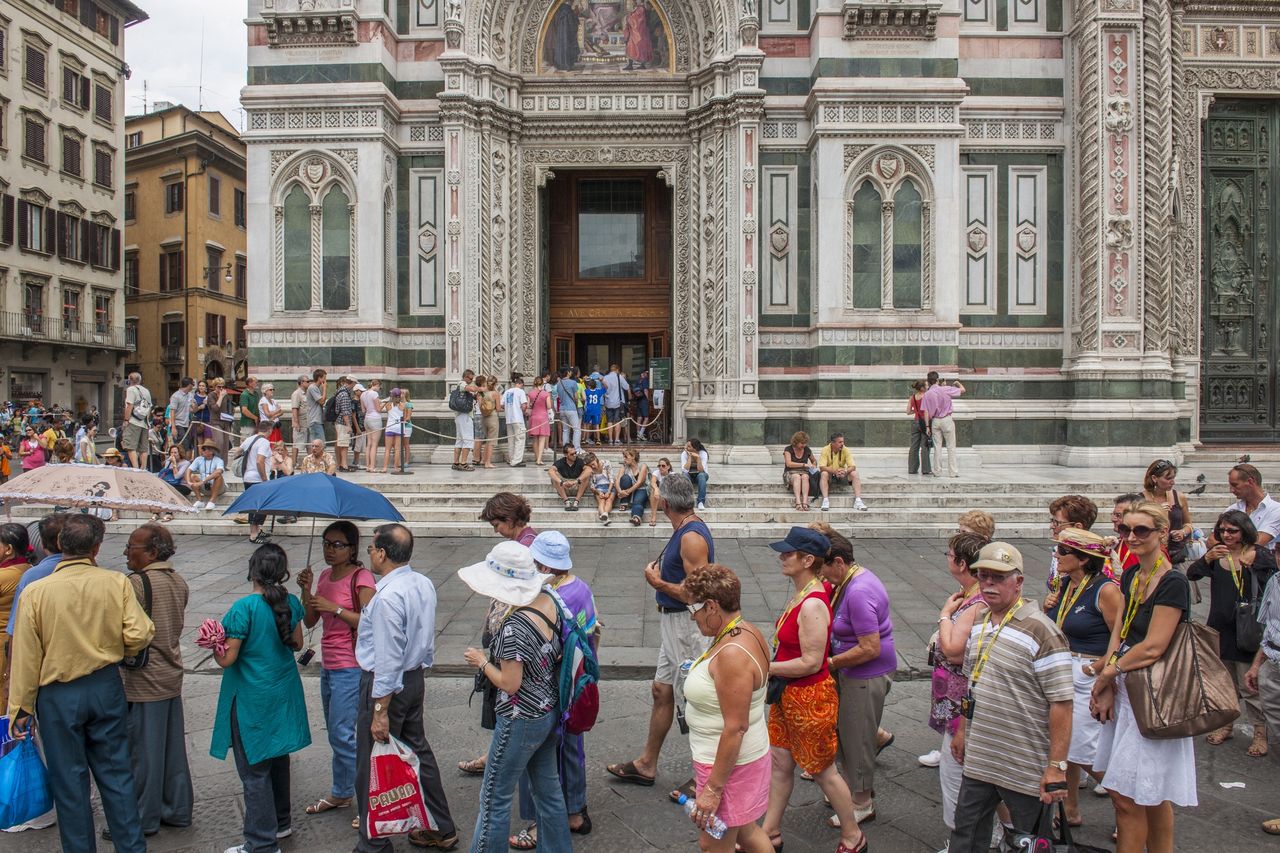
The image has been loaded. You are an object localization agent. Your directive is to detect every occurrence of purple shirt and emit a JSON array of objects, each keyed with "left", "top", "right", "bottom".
[
  {"left": 920, "top": 384, "right": 962, "bottom": 419},
  {"left": 554, "top": 576, "right": 599, "bottom": 648},
  {"left": 831, "top": 570, "right": 897, "bottom": 679}
]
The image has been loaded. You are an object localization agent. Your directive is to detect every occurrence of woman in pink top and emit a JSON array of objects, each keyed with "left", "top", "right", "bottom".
[
  {"left": 19, "top": 425, "right": 46, "bottom": 471},
  {"left": 527, "top": 373, "right": 554, "bottom": 467},
  {"left": 295, "top": 520, "right": 376, "bottom": 815}
]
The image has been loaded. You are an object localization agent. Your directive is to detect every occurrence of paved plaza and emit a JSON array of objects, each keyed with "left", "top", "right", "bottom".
[{"left": 5, "top": 533, "right": 1278, "bottom": 852}]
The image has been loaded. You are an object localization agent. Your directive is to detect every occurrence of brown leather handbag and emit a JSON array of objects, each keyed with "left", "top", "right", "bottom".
[{"left": 1126, "top": 618, "right": 1240, "bottom": 739}]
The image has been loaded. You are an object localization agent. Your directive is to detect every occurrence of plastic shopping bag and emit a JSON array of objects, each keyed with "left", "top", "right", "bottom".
[
  {"left": 366, "top": 735, "right": 437, "bottom": 839},
  {"left": 0, "top": 737, "right": 53, "bottom": 830}
]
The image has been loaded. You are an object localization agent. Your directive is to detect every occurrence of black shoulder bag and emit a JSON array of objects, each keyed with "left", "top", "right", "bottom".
[
  {"left": 1237, "top": 566, "right": 1264, "bottom": 653},
  {"left": 120, "top": 572, "right": 153, "bottom": 670}
]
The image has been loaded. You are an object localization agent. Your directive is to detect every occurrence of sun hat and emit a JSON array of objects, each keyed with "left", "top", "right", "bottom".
[
  {"left": 971, "top": 541, "right": 1024, "bottom": 574},
  {"left": 352, "top": 382, "right": 366, "bottom": 393},
  {"left": 199, "top": 439, "right": 219, "bottom": 451},
  {"left": 457, "top": 541, "right": 543, "bottom": 607},
  {"left": 768, "top": 526, "right": 831, "bottom": 558},
  {"left": 1055, "top": 527, "right": 1111, "bottom": 558},
  {"left": 529, "top": 531, "right": 572, "bottom": 572},
  {"left": 101, "top": 447, "right": 122, "bottom": 459}
]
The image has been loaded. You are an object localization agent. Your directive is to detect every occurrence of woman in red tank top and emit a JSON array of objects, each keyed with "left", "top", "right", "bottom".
[{"left": 761, "top": 527, "right": 868, "bottom": 853}]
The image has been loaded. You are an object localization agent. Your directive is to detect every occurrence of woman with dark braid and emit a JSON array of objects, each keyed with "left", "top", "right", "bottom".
[{"left": 211, "top": 543, "right": 310, "bottom": 853}]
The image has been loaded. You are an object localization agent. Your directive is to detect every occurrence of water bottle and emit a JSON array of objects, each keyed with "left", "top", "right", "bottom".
[{"left": 677, "top": 794, "right": 727, "bottom": 840}]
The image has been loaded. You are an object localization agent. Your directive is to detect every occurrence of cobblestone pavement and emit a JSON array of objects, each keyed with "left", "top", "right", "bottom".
[{"left": 4, "top": 534, "right": 1277, "bottom": 852}]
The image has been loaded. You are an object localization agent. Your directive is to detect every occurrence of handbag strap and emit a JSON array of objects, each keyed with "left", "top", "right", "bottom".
[{"left": 131, "top": 571, "right": 153, "bottom": 617}]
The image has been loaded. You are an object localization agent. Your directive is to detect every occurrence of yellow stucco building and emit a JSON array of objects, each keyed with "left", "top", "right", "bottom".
[{"left": 124, "top": 104, "right": 247, "bottom": 397}]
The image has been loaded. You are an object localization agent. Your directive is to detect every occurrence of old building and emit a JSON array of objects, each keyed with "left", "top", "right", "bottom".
[
  {"left": 123, "top": 104, "right": 248, "bottom": 397},
  {"left": 241, "top": 0, "right": 1280, "bottom": 464},
  {"left": 0, "top": 0, "right": 146, "bottom": 418}
]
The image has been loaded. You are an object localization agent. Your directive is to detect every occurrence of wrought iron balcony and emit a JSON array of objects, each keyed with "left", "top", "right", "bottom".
[
  {"left": 0, "top": 311, "right": 130, "bottom": 350},
  {"left": 162, "top": 345, "right": 184, "bottom": 363}
]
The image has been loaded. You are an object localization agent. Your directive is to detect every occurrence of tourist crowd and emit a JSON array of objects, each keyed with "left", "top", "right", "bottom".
[{"left": 2, "top": 459, "right": 1279, "bottom": 853}]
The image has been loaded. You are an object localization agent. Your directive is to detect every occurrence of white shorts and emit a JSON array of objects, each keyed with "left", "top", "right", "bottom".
[{"left": 454, "top": 413, "right": 474, "bottom": 448}]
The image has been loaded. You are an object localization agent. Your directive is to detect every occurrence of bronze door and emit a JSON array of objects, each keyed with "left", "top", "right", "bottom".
[{"left": 1202, "top": 99, "right": 1279, "bottom": 442}]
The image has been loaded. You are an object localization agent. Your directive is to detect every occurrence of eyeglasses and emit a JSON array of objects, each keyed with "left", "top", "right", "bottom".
[
  {"left": 976, "top": 570, "right": 1018, "bottom": 583},
  {"left": 1048, "top": 518, "right": 1066, "bottom": 529},
  {"left": 323, "top": 540, "right": 352, "bottom": 549},
  {"left": 366, "top": 545, "right": 384, "bottom": 554},
  {"left": 943, "top": 550, "right": 956, "bottom": 559},
  {"left": 1116, "top": 523, "right": 1157, "bottom": 539},
  {"left": 687, "top": 601, "right": 707, "bottom": 615}
]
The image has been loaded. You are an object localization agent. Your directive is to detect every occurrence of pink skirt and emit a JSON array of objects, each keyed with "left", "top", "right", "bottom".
[{"left": 693, "top": 753, "right": 771, "bottom": 828}]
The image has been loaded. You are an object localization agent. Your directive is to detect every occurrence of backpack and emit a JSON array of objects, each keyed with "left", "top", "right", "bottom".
[
  {"left": 448, "top": 385, "right": 475, "bottom": 414},
  {"left": 545, "top": 587, "right": 601, "bottom": 735},
  {"left": 324, "top": 393, "right": 339, "bottom": 423},
  {"left": 128, "top": 387, "right": 152, "bottom": 423},
  {"left": 479, "top": 392, "right": 496, "bottom": 417},
  {"left": 232, "top": 435, "right": 263, "bottom": 478}
]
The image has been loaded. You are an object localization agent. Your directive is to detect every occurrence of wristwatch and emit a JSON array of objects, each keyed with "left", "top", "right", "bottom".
[
  {"left": 1049, "top": 760, "right": 1068, "bottom": 771},
  {"left": 335, "top": 607, "right": 345, "bottom": 618},
  {"left": 374, "top": 701, "right": 386, "bottom": 713}
]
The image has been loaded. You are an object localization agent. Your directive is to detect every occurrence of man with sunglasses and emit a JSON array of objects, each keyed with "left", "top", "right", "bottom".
[
  {"left": 1106, "top": 493, "right": 1144, "bottom": 577},
  {"left": 948, "top": 542, "right": 1073, "bottom": 853},
  {"left": 1225, "top": 463, "right": 1280, "bottom": 552}
]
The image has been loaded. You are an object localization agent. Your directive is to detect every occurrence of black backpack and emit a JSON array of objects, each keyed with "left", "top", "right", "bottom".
[{"left": 324, "top": 393, "right": 339, "bottom": 423}]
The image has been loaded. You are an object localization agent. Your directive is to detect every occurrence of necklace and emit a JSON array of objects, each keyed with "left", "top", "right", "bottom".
[{"left": 1054, "top": 575, "right": 1092, "bottom": 628}]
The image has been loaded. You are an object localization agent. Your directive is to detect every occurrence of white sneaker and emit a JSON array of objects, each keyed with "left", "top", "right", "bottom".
[
  {"left": 918, "top": 749, "right": 942, "bottom": 767},
  {"left": 204, "top": 501, "right": 216, "bottom": 511},
  {"left": 1093, "top": 782, "right": 1108, "bottom": 796},
  {"left": 696, "top": 502, "right": 705, "bottom": 511},
  {"left": 854, "top": 497, "right": 868, "bottom": 511},
  {"left": 276, "top": 827, "right": 292, "bottom": 839},
  {"left": 821, "top": 497, "right": 830, "bottom": 511}
]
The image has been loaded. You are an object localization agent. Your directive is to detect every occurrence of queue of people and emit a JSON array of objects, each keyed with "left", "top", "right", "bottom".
[{"left": 7, "top": 456, "right": 1280, "bottom": 853}]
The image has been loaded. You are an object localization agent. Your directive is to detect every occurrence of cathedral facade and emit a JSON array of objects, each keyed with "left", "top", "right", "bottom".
[{"left": 242, "top": 0, "right": 1280, "bottom": 463}]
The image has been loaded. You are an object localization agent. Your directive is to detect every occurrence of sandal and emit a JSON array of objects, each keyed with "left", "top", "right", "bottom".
[
  {"left": 1263, "top": 818, "right": 1280, "bottom": 835},
  {"left": 563, "top": 499, "right": 573, "bottom": 511},
  {"left": 1249, "top": 727, "right": 1269, "bottom": 757},
  {"left": 457, "top": 757, "right": 486, "bottom": 775},
  {"left": 462, "top": 464, "right": 476, "bottom": 471},
  {"left": 630, "top": 516, "right": 641, "bottom": 526},
  {"left": 834, "top": 837, "right": 867, "bottom": 853},
  {"left": 160, "top": 513, "right": 174, "bottom": 522},
  {"left": 569, "top": 808, "right": 591, "bottom": 835},
  {"left": 509, "top": 826, "right": 537, "bottom": 850},
  {"left": 1206, "top": 725, "right": 1234, "bottom": 745},
  {"left": 305, "top": 796, "right": 352, "bottom": 814},
  {"left": 606, "top": 761, "right": 655, "bottom": 786},
  {"left": 667, "top": 779, "right": 697, "bottom": 803}
]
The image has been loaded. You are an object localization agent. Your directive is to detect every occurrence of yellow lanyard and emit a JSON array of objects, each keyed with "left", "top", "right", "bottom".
[
  {"left": 1117, "top": 556, "right": 1164, "bottom": 645},
  {"left": 1054, "top": 576, "right": 1092, "bottom": 628},
  {"left": 969, "top": 598, "right": 1023, "bottom": 687},
  {"left": 773, "top": 578, "right": 821, "bottom": 650},
  {"left": 832, "top": 565, "right": 863, "bottom": 609},
  {"left": 1227, "top": 553, "right": 1245, "bottom": 597},
  {"left": 693, "top": 615, "right": 744, "bottom": 668}
]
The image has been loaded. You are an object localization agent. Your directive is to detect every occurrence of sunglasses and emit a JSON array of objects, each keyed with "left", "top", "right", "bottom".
[
  {"left": 687, "top": 601, "right": 707, "bottom": 615},
  {"left": 1150, "top": 460, "right": 1175, "bottom": 474},
  {"left": 322, "top": 540, "right": 352, "bottom": 549},
  {"left": 1217, "top": 526, "right": 1242, "bottom": 536},
  {"left": 1054, "top": 544, "right": 1076, "bottom": 557},
  {"left": 1116, "top": 523, "right": 1157, "bottom": 539}
]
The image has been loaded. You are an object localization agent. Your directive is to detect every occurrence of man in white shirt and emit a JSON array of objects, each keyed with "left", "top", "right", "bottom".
[
  {"left": 289, "top": 375, "right": 309, "bottom": 467},
  {"left": 502, "top": 374, "right": 530, "bottom": 468},
  {"left": 1227, "top": 463, "right": 1280, "bottom": 551},
  {"left": 602, "top": 363, "right": 631, "bottom": 446},
  {"left": 239, "top": 421, "right": 273, "bottom": 544},
  {"left": 185, "top": 441, "right": 226, "bottom": 510}
]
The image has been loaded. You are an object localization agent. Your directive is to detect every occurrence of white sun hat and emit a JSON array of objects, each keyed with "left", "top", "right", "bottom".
[{"left": 456, "top": 541, "right": 543, "bottom": 607}]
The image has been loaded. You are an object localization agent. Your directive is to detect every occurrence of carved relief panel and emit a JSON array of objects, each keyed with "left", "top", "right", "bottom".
[{"left": 1201, "top": 99, "right": 1279, "bottom": 440}]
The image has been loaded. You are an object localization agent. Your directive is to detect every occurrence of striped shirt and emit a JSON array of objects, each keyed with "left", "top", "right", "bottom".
[{"left": 962, "top": 599, "right": 1073, "bottom": 797}]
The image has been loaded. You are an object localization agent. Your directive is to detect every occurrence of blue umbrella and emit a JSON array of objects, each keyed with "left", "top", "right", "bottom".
[{"left": 223, "top": 473, "right": 405, "bottom": 564}]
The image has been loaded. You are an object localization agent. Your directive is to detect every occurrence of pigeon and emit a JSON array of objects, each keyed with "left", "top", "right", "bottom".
[
  {"left": 1189, "top": 483, "right": 1207, "bottom": 496},
  {"left": 1196, "top": 473, "right": 1206, "bottom": 483},
  {"left": 1239, "top": 454, "right": 1252, "bottom": 463}
]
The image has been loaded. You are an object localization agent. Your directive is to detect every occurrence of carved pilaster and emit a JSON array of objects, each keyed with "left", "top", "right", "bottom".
[
  {"left": 309, "top": 204, "right": 323, "bottom": 310},
  {"left": 1141, "top": 0, "right": 1174, "bottom": 364}
]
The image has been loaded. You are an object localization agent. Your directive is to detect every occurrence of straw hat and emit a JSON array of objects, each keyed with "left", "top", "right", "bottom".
[
  {"left": 1055, "top": 527, "right": 1111, "bottom": 559},
  {"left": 457, "top": 541, "right": 543, "bottom": 607}
]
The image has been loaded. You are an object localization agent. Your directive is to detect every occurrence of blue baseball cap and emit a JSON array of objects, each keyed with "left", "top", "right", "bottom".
[
  {"left": 529, "top": 530, "right": 573, "bottom": 571},
  {"left": 768, "top": 526, "right": 831, "bottom": 558}
]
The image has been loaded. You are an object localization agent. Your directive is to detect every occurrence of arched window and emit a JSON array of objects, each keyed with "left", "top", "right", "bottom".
[
  {"left": 849, "top": 181, "right": 882, "bottom": 310},
  {"left": 271, "top": 153, "right": 357, "bottom": 314},
  {"left": 843, "top": 149, "right": 933, "bottom": 312},
  {"left": 321, "top": 184, "right": 351, "bottom": 311},
  {"left": 282, "top": 184, "right": 310, "bottom": 311},
  {"left": 892, "top": 180, "right": 923, "bottom": 309}
]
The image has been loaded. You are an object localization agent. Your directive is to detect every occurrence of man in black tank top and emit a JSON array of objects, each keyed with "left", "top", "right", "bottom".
[{"left": 606, "top": 474, "right": 713, "bottom": 788}]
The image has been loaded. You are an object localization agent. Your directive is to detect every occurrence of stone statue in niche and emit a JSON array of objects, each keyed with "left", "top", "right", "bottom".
[{"left": 540, "top": 0, "right": 672, "bottom": 73}]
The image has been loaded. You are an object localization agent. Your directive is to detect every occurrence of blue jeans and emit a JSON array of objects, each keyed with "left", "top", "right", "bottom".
[
  {"left": 619, "top": 474, "right": 648, "bottom": 519},
  {"left": 518, "top": 731, "right": 586, "bottom": 820},
  {"left": 320, "top": 666, "right": 361, "bottom": 799},
  {"left": 229, "top": 701, "right": 292, "bottom": 853},
  {"left": 470, "top": 713, "right": 569, "bottom": 853},
  {"left": 687, "top": 471, "right": 709, "bottom": 503},
  {"left": 307, "top": 422, "right": 326, "bottom": 442},
  {"left": 559, "top": 408, "right": 582, "bottom": 451},
  {"left": 38, "top": 665, "right": 146, "bottom": 853}
]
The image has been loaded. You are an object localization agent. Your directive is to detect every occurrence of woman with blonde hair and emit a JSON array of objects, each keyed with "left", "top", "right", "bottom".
[
  {"left": 1090, "top": 500, "right": 1196, "bottom": 853},
  {"left": 782, "top": 431, "right": 818, "bottom": 512},
  {"left": 956, "top": 510, "right": 995, "bottom": 539},
  {"left": 479, "top": 375, "right": 501, "bottom": 469}
]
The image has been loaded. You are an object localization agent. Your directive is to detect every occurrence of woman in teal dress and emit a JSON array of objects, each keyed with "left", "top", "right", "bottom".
[{"left": 211, "top": 543, "right": 310, "bottom": 853}]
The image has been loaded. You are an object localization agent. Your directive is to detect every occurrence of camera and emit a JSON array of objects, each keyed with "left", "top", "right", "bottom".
[{"left": 297, "top": 647, "right": 316, "bottom": 666}]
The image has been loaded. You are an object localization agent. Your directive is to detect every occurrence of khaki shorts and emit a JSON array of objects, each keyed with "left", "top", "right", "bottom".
[
  {"left": 335, "top": 423, "right": 352, "bottom": 449},
  {"left": 121, "top": 422, "right": 148, "bottom": 453},
  {"left": 292, "top": 425, "right": 307, "bottom": 453},
  {"left": 655, "top": 609, "right": 710, "bottom": 685}
]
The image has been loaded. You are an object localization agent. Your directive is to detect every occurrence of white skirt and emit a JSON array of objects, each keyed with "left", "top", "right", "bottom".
[
  {"left": 1093, "top": 674, "right": 1198, "bottom": 807},
  {"left": 1068, "top": 657, "right": 1104, "bottom": 767}
]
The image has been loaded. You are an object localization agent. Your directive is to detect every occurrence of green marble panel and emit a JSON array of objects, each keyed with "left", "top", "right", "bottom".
[{"left": 966, "top": 78, "right": 1064, "bottom": 98}]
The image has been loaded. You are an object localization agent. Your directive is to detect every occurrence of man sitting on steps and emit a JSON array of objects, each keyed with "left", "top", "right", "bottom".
[
  {"left": 818, "top": 432, "right": 868, "bottom": 513},
  {"left": 549, "top": 443, "right": 589, "bottom": 511}
]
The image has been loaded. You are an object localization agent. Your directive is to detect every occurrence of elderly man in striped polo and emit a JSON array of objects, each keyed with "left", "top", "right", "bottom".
[{"left": 947, "top": 541, "right": 1074, "bottom": 853}]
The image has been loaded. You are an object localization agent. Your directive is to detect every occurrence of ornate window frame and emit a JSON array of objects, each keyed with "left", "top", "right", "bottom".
[
  {"left": 270, "top": 151, "right": 358, "bottom": 316},
  {"left": 842, "top": 145, "right": 934, "bottom": 314}
]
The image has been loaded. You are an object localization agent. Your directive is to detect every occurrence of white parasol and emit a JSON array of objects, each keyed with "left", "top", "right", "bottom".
[{"left": 0, "top": 464, "right": 199, "bottom": 515}]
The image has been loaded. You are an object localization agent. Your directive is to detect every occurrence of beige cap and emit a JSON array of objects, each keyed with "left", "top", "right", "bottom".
[{"left": 971, "top": 541, "right": 1024, "bottom": 574}]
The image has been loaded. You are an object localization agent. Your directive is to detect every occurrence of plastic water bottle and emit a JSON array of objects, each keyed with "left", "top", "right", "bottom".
[{"left": 677, "top": 793, "right": 727, "bottom": 840}]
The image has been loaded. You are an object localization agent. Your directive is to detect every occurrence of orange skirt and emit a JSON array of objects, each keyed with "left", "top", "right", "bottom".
[{"left": 767, "top": 677, "right": 839, "bottom": 775}]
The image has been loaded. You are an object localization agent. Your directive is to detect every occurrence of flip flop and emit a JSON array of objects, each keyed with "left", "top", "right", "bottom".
[
  {"left": 305, "top": 796, "right": 351, "bottom": 815},
  {"left": 667, "top": 778, "right": 697, "bottom": 803},
  {"left": 606, "top": 761, "right": 655, "bottom": 786},
  {"left": 509, "top": 826, "right": 537, "bottom": 850}
]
